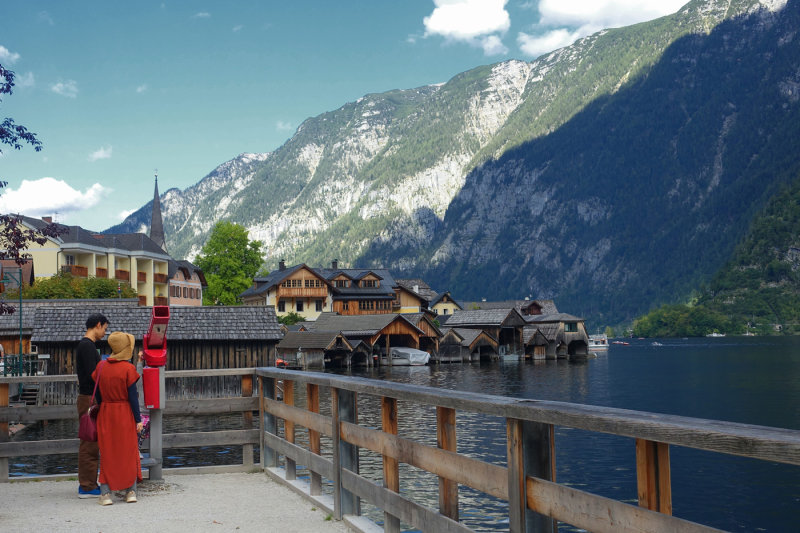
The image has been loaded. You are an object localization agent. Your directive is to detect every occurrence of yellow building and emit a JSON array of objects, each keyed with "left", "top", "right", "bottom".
[{"left": 15, "top": 215, "right": 172, "bottom": 306}]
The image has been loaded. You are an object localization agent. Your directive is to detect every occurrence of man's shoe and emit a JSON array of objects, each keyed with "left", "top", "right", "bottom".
[
  {"left": 125, "top": 490, "right": 137, "bottom": 503},
  {"left": 78, "top": 486, "right": 101, "bottom": 499},
  {"left": 98, "top": 493, "right": 113, "bottom": 506}
]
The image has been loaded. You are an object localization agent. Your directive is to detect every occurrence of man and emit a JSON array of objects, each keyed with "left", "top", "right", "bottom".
[{"left": 76, "top": 313, "right": 109, "bottom": 498}]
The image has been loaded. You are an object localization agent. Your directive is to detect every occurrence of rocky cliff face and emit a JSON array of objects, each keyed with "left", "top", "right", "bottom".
[{"left": 109, "top": 0, "right": 799, "bottom": 325}]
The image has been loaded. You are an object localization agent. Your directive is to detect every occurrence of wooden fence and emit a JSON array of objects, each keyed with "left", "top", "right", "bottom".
[
  {"left": 257, "top": 368, "right": 800, "bottom": 533},
  {"left": 2, "top": 368, "right": 800, "bottom": 532},
  {"left": 0, "top": 369, "right": 259, "bottom": 482}
]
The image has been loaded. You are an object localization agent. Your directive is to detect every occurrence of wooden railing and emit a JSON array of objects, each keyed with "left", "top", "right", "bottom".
[
  {"left": 154, "top": 296, "right": 169, "bottom": 306},
  {"left": 256, "top": 368, "right": 800, "bottom": 533},
  {"left": 0, "top": 369, "right": 258, "bottom": 483},
  {"left": 137, "top": 271, "right": 147, "bottom": 283},
  {"left": 138, "top": 296, "right": 147, "bottom": 306},
  {"left": 95, "top": 267, "right": 108, "bottom": 279},
  {"left": 154, "top": 273, "right": 169, "bottom": 284},
  {"left": 60, "top": 265, "right": 88, "bottom": 277},
  {"left": 115, "top": 269, "right": 130, "bottom": 281}
]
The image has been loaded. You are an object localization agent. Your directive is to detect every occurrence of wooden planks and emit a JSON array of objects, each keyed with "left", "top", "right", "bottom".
[
  {"left": 437, "top": 406, "right": 458, "bottom": 521},
  {"left": 636, "top": 438, "right": 672, "bottom": 514},
  {"left": 382, "top": 396, "right": 401, "bottom": 533}
]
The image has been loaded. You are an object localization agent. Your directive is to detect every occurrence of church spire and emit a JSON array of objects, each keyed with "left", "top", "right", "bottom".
[{"left": 150, "top": 170, "right": 167, "bottom": 252}]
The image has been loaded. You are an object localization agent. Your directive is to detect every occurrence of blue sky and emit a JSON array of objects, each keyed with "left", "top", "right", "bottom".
[{"left": 0, "top": 0, "right": 686, "bottom": 231}]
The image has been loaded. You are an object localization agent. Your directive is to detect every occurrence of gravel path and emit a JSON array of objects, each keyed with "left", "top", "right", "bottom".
[{"left": 1, "top": 472, "right": 352, "bottom": 532}]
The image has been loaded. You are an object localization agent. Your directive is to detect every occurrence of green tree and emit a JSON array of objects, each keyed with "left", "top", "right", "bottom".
[
  {"left": 13, "top": 272, "right": 137, "bottom": 299},
  {"left": 195, "top": 221, "right": 264, "bottom": 305},
  {"left": 277, "top": 311, "right": 305, "bottom": 326}
]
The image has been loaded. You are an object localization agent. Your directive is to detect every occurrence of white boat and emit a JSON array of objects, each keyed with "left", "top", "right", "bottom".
[
  {"left": 706, "top": 332, "right": 726, "bottom": 337},
  {"left": 380, "top": 347, "right": 430, "bottom": 366},
  {"left": 588, "top": 334, "right": 609, "bottom": 352}
]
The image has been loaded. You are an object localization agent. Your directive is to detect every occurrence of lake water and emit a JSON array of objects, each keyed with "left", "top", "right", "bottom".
[{"left": 11, "top": 336, "right": 799, "bottom": 531}]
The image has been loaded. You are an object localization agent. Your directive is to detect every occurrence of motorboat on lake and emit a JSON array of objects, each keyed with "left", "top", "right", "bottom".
[
  {"left": 380, "top": 347, "right": 431, "bottom": 366},
  {"left": 588, "top": 334, "right": 609, "bottom": 352}
]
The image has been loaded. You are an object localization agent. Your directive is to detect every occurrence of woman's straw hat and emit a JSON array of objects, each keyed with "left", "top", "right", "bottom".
[{"left": 108, "top": 331, "right": 135, "bottom": 361}]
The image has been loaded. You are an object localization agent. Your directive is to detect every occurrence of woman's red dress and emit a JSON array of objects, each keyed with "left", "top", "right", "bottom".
[{"left": 92, "top": 360, "right": 142, "bottom": 490}]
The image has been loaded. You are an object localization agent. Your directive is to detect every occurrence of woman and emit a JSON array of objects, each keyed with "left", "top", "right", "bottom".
[{"left": 92, "top": 331, "right": 144, "bottom": 505}]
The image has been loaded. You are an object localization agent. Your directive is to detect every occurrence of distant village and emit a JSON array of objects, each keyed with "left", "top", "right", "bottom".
[{"left": 1, "top": 179, "right": 592, "bottom": 376}]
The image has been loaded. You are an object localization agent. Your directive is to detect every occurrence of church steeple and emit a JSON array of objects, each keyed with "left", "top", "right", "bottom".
[{"left": 150, "top": 171, "right": 167, "bottom": 252}]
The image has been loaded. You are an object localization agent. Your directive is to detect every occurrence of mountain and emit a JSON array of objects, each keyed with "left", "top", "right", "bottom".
[{"left": 108, "top": 0, "right": 800, "bottom": 327}]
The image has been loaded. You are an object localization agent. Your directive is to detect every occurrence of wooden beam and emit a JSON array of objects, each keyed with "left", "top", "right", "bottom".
[
  {"left": 307, "top": 383, "right": 322, "bottom": 495},
  {"left": 636, "top": 439, "right": 672, "bottom": 515},
  {"left": 284, "top": 379, "right": 296, "bottom": 480},
  {"left": 242, "top": 374, "right": 254, "bottom": 467},
  {"left": 382, "top": 396, "right": 401, "bottom": 533},
  {"left": 437, "top": 406, "right": 458, "bottom": 521}
]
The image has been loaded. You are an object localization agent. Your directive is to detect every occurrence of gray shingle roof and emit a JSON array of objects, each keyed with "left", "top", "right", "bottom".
[
  {"left": 0, "top": 299, "right": 139, "bottom": 336},
  {"left": 444, "top": 309, "right": 524, "bottom": 327},
  {"left": 277, "top": 331, "right": 352, "bottom": 351},
  {"left": 460, "top": 299, "right": 559, "bottom": 315},
  {"left": 395, "top": 279, "right": 439, "bottom": 303},
  {"left": 529, "top": 323, "right": 560, "bottom": 341},
  {"left": 31, "top": 305, "right": 282, "bottom": 342},
  {"left": 525, "top": 313, "right": 583, "bottom": 323},
  {"left": 308, "top": 312, "right": 422, "bottom": 337}
]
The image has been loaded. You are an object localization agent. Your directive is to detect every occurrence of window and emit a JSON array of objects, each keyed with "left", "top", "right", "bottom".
[
  {"left": 565, "top": 322, "right": 578, "bottom": 332},
  {"left": 278, "top": 300, "right": 286, "bottom": 313},
  {"left": 296, "top": 300, "right": 304, "bottom": 312},
  {"left": 65, "top": 254, "right": 75, "bottom": 266},
  {"left": 343, "top": 301, "right": 349, "bottom": 310},
  {"left": 361, "top": 279, "right": 377, "bottom": 288},
  {"left": 315, "top": 299, "right": 323, "bottom": 312},
  {"left": 443, "top": 309, "right": 448, "bottom": 315},
  {"left": 183, "top": 287, "right": 188, "bottom": 298}
]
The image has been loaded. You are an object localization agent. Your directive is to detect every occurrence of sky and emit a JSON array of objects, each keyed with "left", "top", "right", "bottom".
[{"left": 0, "top": 0, "right": 687, "bottom": 231}]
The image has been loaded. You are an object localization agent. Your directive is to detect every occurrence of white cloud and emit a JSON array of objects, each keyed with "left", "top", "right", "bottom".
[
  {"left": 51, "top": 79, "right": 78, "bottom": 98},
  {"left": 38, "top": 11, "right": 55, "bottom": 26},
  {"left": 537, "top": 0, "right": 686, "bottom": 29},
  {"left": 0, "top": 45, "right": 21, "bottom": 65},
  {"left": 0, "top": 178, "right": 107, "bottom": 217},
  {"left": 88, "top": 146, "right": 113, "bottom": 162},
  {"left": 424, "top": 0, "right": 510, "bottom": 40},
  {"left": 517, "top": 0, "right": 686, "bottom": 58},
  {"left": 136, "top": 84, "right": 148, "bottom": 93},
  {"left": 518, "top": 27, "right": 584, "bottom": 57},
  {"left": 118, "top": 208, "right": 136, "bottom": 221},
  {"left": 276, "top": 121, "right": 293, "bottom": 131},
  {"left": 233, "top": 25, "right": 243, "bottom": 32},
  {"left": 193, "top": 12, "right": 211, "bottom": 18},
  {"left": 481, "top": 35, "right": 508, "bottom": 56},
  {"left": 16, "top": 72, "right": 35, "bottom": 88}
]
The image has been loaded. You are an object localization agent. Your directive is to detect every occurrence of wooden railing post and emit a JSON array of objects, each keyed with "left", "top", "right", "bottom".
[
  {"left": 332, "top": 387, "right": 359, "bottom": 519},
  {"left": 284, "top": 379, "right": 296, "bottom": 479},
  {"left": 437, "top": 406, "right": 458, "bottom": 521},
  {"left": 382, "top": 396, "right": 400, "bottom": 533},
  {"left": 507, "top": 419, "right": 557, "bottom": 533},
  {"left": 241, "top": 373, "right": 254, "bottom": 468},
  {"left": 0, "top": 382, "right": 8, "bottom": 482},
  {"left": 307, "top": 383, "right": 322, "bottom": 495},
  {"left": 261, "top": 376, "right": 278, "bottom": 468},
  {"left": 636, "top": 438, "right": 672, "bottom": 515}
]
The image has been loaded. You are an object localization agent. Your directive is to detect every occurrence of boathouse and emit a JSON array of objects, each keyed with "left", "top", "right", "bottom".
[
  {"left": 524, "top": 313, "right": 589, "bottom": 358},
  {"left": 276, "top": 331, "right": 354, "bottom": 369},
  {"left": 31, "top": 305, "right": 283, "bottom": 373},
  {"left": 438, "top": 327, "right": 498, "bottom": 362},
  {"left": 307, "top": 312, "right": 426, "bottom": 365},
  {"left": 441, "top": 308, "right": 526, "bottom": 359}
]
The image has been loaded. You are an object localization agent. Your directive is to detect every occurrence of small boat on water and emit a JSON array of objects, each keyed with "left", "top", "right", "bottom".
[
  {"left": 611, "top": 340, "right": 630, "bottom": 345},
  {"left": 706, "top": 332, "right": 726, "bottom": 337},
  {"left": 588, "top": 334, "right": 609, "bottom": 352},
  {"left": 380, "top": 347, "right": 431, "bottom": 366},
  {"left": 651, "top": 341, "right": 663, "bottom": 346}
]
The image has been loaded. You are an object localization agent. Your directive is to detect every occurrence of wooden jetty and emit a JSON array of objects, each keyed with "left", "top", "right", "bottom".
[{"left": 2, "top": 368, "right": 799, "bottom": 532}]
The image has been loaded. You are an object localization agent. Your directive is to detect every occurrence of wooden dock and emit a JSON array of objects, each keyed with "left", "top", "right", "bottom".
[{"left": 2, "top": 368, "right": 799, "bottom": 532}]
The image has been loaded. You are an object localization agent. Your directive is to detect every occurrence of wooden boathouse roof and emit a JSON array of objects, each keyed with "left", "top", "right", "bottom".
[
  {"left": 31, "top": 305, "right": 283, "bottom": 342},
  {"left": 0, "top": 298, "right": 139, "bottom": 337}
]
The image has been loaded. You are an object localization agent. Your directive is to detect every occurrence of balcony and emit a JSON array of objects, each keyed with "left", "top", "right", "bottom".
[
  {"left": 277, "top": 287, "right": 329, "bottom": 299},
  {"left": 61, "top": 265, "right": 88, "bottom": 278},
  {"left": 137, "top": 271, "right": 147, "bottom": 283},
  {"left": 154, "top": 296, "right": 169, "bottom": 306},
  {"left": 95, "top": 267, "right": 108, "bottom": 279},
  {"left": 153, "top": 273, "right": 168, "bottom": 284},
  {"left": 138, "top": 296, "right": 147, "bottom": 306},
  {"left": 115, "top": 269, "right": 130, "bottom": 282}
]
